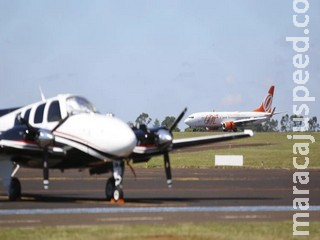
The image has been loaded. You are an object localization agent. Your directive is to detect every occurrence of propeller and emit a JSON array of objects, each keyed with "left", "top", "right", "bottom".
[
  {"left": 163, "top": 151, "right": 172, "bottom": 187},
  {"left": 18, "top": 115, "right": 68, "bottom": 189},
  {"left": 170, "top": 108, "right": 187, "bottom": 132},
  {"left": 158, "top": 108, "right": 187, "bottom": 188}
]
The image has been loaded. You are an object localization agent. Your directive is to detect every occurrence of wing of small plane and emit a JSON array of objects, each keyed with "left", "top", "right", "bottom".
[
  {"left": 172, "top": 130, "right": 254, "bottom": 149},
  {"left": 132, "top": 130, "right": 253, "bottom": 156}
]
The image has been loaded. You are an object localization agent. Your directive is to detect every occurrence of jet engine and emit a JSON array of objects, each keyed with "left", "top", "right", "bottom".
[{"left": 222, "top": 121, "right": 237, "bottom": 131}]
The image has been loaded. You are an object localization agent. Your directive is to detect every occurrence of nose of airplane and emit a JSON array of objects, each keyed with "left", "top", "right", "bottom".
[
  {"left": 184, "top": 115, "right": 193, "bottom": 127},
  {"left": 102, "top": 116, "right": 137, "bottom": 157},
  {"left": 56, "top": 113, "right": 137, "bottom": 158}
]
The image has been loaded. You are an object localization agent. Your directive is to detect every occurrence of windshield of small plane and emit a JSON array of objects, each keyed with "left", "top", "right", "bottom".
[{"left": 66, "top": 96, "right": 98, "bottom": 115}]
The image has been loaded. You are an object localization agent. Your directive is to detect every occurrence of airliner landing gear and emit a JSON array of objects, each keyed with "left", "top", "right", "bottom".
[
  {"left": 8, "top": 177, "right": 21, "bottom": 201},
  {"left": 105, "top": 161, "right": 124, "bottom": 202}
]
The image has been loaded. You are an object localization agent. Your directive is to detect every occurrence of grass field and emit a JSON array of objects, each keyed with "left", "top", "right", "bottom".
[
  {"left": 1, "top": 222, "right": 320, "bottom": 240},
  {"left": 142, "top": 132, "right": 320, "bottom": 169}
]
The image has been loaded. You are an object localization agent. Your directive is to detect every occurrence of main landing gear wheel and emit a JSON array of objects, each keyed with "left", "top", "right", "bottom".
[
  {"left": 105, "top": 177, "right": 124, "bottom": 202},
  {"left": 8, "top": 177, "right": 21, "bottom": 201}
]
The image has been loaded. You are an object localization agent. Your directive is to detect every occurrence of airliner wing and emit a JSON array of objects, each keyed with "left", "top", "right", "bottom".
[{"left": 233, "top": 117, "right": 269, "bottom": 126}]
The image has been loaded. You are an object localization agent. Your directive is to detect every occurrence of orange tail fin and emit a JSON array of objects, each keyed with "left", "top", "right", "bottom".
[{"left": 253, "top": 85, "right": 275, "bottom": 113}]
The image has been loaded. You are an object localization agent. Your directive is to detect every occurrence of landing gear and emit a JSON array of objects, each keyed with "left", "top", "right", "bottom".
[
  {"left": 105, "top": 161, "right": 125, "bottom": 202},
  {"left": 8, "top": 177, "right": 21, "bottom": 201},
  {"left": 105, "top": 177, "right": 124, "bottom": 201}
]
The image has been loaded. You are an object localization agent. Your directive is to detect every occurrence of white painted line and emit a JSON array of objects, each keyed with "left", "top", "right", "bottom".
[
  {"left": 224, "top": 215, "right": 268, "bottom": 220},
  {"left": 215, "top": 155, "right": 243, "bottom": 166}
]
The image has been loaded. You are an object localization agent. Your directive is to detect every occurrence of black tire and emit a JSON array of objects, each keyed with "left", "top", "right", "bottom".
[
  {"left": 105, "top": 177, "right": 115, "bottom": 201},
  {"left": 8, "top": 177, "right": 21, "bottom": 201}
]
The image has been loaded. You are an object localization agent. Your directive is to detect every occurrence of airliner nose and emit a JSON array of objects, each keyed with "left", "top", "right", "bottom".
[
  {"left": 184, "top": 118, "right": 190, "bottom": 126},
  {"left": 184, "top": 115, "right": 193, "bottom": 127}
]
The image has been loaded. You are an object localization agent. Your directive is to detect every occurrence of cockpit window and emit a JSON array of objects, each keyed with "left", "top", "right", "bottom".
[
  {"left": 48, "top": 100, "right": 62, "bottom": 122},
  {"left": 66, "top": 96, "right": 98, "bottom": 115}
]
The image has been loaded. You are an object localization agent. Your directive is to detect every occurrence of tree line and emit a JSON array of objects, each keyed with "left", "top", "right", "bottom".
[
  {"left": 128, "top": 112, "right": 181, "bottom": 132},
  {"left": 129, "top": 112, "right": 319, "bottom": 132}
]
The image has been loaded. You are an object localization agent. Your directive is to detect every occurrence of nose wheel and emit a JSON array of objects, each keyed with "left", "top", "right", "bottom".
[
  {"left": 105, "top": 161, "right": 125, "bottom": 202},
  {"left": 105, "top": 177, "right": 124, "bottom": 202}
]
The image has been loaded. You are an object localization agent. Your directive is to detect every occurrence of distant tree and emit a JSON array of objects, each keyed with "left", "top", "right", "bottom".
[
  {"left": 127, "top": 121, "right": 134, "bottom": 128},
  {"left": 280, "top": 114, "right": 291, "bottom": 132},
  {"left": 279, "top": 114, "right": 320, "bottom": 132},
  {"left": 290, "top": 114, "right": 304, "bottom": 130},
  {"left": 161, "top": 116, "right": 180, "bottom": 132},
  {"left": 186, "top": 126, "right": 208, "bottom": 132},
  {"left": 153, "top": 118, "right": 160, "bottom": 128},
  {"left": 184, "top": 127, "right": 194, "bottom": 132},
  {"left": 308, "top": 116, "right": 319, "bottom": 132},
  {"left": 251, "top": 123, "right": 264, "bottom": 132},
  {"left": 263, "top": 119, "right": 279, "bottom": 132},
  {"left": 135, "top": 113, "right": 152, "bottom": 126}
]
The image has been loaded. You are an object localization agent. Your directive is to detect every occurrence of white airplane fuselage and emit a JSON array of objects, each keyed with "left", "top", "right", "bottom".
[
  {"left": 0, "top": 94, "right": 137, "bottom": 168},
  {"left": 184, "top": 85, "right": 276, "bottom": 131},
  {"left": 184, "top": 111, "right": 269, "bottom": 128}
]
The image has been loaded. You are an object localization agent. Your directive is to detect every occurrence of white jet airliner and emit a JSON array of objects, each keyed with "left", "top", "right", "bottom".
[
  {"left": 184, "top": 85, "right": 276, "bottom": 131},
  {"left": 0, "top": 94, "right": 253, "bottom": 202}
]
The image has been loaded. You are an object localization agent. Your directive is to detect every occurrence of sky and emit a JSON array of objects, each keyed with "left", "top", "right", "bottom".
[{"left": 0, "top": 0, "right": 319, "bottom": 129}]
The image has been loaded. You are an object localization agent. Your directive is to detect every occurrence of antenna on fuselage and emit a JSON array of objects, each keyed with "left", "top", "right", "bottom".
[{"left": 39, "top": 86, "right": 46, "bottom": 101}]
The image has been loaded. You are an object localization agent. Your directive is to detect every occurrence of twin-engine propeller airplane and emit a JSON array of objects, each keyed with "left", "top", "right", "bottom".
[
  {"left": 0, "top": 94, "right": 253, "bottom": 202},
  {"left": 184, "top": 85, "right": 278, "bottom": 131}
]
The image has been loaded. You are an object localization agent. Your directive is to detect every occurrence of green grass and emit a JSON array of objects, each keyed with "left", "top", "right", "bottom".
[
  {"left": 1, "top": 222, "right": 320, "bottom": 240},
  {"left": 140, "top": 132, "right": 320, "bottom": 169}
]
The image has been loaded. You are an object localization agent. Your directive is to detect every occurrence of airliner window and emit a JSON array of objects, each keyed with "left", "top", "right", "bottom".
[
  {"left": 34, "top": 103, "right": 45, "bottom": 124},
  {"left": 48, "top": 101, "right": 62, "bottom": 122},
  {"left": 66, "top": 97, "right": 97, "bottom": 115}
]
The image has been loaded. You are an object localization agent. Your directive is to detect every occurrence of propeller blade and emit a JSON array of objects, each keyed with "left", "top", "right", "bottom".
[
  {"left": 17, "top": 114, "right": 38, "bottom": 136},
  {"left": 52, "top": 115, "right": 69, "bottom": 132},
  {"left": 43, "top": 149, "right": 49, "bottom": 190},
  {"left": 169, "top": 107, "right": 187, "bottom": 132},
  {"left": 163, "top": 151, "right": 172, "bottom": 188}
]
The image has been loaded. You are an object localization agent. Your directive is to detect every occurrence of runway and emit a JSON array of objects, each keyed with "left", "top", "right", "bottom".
[{"left": 0, "top": 168, "right": 319, "bottom": 227}]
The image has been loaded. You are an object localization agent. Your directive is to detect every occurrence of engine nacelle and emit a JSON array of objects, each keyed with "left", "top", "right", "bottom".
[
  {"left": 222, "top": 121, "right": 237, "bottom": 131},
  {"left": 36, "top": 129, "right": 55, "bottom": 148},
  {"left": 155, "top": 129, "right": 173, "bottom": 150}
]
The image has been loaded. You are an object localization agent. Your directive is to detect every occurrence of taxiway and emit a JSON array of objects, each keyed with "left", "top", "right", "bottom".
[{"left": 0, "top": 168, "right": 319, "bottom": 227}]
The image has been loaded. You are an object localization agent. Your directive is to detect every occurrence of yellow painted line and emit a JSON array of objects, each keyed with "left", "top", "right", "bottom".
[
  {"left": 97, "top": 216, "right": 164, "bottom": 222},
  {"left": 175, "top": 177, "right": 199, "bottom": 181},
  {"left": 0, "top": 219, "right": 41, "bottom": 224}
]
